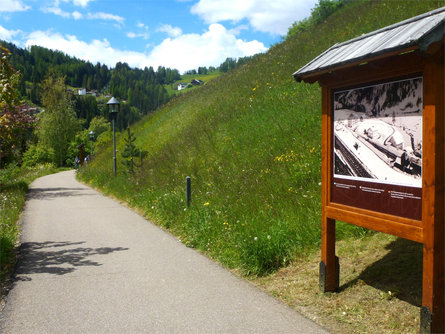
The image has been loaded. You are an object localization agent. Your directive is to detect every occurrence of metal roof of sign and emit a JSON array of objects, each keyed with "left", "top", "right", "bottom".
[{"left": 294, "top": 7, "right": 445, "bottom": 82}]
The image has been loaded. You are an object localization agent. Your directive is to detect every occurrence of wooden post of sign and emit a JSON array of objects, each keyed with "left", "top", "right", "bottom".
[
  {"left": 320, "top": 217, "right": 339, "bottom": 292},
  {"left": 420, "top": 50, "right": 444, "bottom": 334},
  {"left": 319, "top": 86, "right": 339, "bottom": 292}
]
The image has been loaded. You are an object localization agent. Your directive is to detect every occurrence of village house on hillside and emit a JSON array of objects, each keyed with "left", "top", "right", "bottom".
[
  {"left": 190, "top": 79, "right": 204, "bottom": 86},
  {"left": 177, "top": 79, "right": 205, "bottom": 91},
  {"left": 177, "top": 83, "right": 187, "bottom": 91},
  {"left": 78, "top": 88, "right": 99, "bottom": 96}
]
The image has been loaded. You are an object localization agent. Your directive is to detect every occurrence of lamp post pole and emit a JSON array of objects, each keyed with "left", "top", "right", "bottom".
[
  {"left": 89, "top": 130, "right": 95, "bottom": 156},
  {"left": 107, "top": 97, "right": 120, "bottom": 176},
  {"left": 112, "top": 118, "right": 117, "bottom": 175}
]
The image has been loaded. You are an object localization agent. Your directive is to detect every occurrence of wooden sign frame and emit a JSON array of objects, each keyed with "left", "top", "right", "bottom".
[{"left": 312, "top": 42, "right": 444, "bottom": 333}]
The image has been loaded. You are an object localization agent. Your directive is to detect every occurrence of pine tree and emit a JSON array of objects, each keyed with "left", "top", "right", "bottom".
[{"left": 121, "top": 127, "right": 141, "bottom": 173}]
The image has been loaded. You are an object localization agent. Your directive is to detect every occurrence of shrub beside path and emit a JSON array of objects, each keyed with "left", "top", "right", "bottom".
[{"left": 0, "top": 170, "right": 328, "bottom": 333}]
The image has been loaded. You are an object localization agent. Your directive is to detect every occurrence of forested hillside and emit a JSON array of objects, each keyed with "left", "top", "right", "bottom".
[
  {"left": 2, "top": 41, "right": 259, "bottom": 130},
  {"left": 0, "top": 40, "right": 179, "bottom": 128},
  {"left": 1, "top": 41, "right": 111, "bottom": 90}
]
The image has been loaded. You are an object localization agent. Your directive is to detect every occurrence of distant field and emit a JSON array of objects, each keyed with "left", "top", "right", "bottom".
[{"left": 165, "top": 71, "right": 222, "bottom": 96}]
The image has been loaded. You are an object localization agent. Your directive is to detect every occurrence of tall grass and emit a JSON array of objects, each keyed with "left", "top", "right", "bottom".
[{"left": 78, "top": 0, "right": 443, "bottom": 276}]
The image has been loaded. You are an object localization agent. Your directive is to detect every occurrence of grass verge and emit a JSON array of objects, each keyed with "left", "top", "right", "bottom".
[{"left": 252, "top": 232, "right": 423, "bottom": 334}]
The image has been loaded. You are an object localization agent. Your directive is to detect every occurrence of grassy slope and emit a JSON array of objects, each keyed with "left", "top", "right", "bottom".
[{"left": 79, "top": 0, "right": 442, "bottom": 276}]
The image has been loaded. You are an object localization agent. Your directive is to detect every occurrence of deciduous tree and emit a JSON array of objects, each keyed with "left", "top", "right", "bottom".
[
  {"left": 0, "top": 45, "right": 20, "bottom": 108},
  {"left": 38, "top": 72, "right": 81, "bottom": 166},
  {"left": 0, "top": 45, "right": 35, "bottom": 166}
]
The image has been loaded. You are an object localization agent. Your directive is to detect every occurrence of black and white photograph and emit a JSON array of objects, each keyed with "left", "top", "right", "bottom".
[{"left": 333, "top": 77, "right": 423, "bottom": 188}]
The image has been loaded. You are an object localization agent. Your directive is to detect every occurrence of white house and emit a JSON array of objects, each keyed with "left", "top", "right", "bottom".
[{"left": 177, "top": 83, "right": 187, "bottom": 91}]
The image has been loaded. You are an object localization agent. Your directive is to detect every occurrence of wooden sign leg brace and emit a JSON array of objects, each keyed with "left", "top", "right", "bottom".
[{"left": 320, "top": 217, "right": 339, "bottom": 292}]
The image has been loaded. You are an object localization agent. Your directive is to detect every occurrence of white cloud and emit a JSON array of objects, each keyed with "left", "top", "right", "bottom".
[
  {"left": 41, "top": 1, "right": 85, "bottom": 19},
  {"left": 127, "top": 22, "right": 149, "bottom": 40},
  {"left": 229, "top": 24, "right": 249, "bottom": 36},
  {"left": 72, "top": 0, "right": 94, "bottom": 7},
  {"left": 0, "top": 25, "right": 21, "bottom": 41},
  {"left": 87, "top": 12, "right": 125, "bottom": 25},
  {"left": 126, "top": 31, "right": 149, "bottom": 40},
  {"left": 57, "top": 0, "right": 93, "bottom": 7},
  {"left": 137, "top": 22, "right": 147, "bottom": 29},
  {"left": 41, "top": 1, "right": 121, "bottom": 24},
  {"left": 23, "top": 24, "right": 267, "bottom": 73},
  {"left": 25, "top": 30, "right": 139, "bottom": 65},
  {"left": 157, "top": 24, "right": 182, "bottom": 38},
  {"left": 0, "top": 0, "right": 30, "bottom": 12},
  {"left": 147, "top": 23, "right": 267, "bottom": 72},
  {"left": 72, "top": 10, "right": 82, "bottom": 19},
  {"left": 191, "top": 0, "right": 317, "bottom": 35},
  {"left": 42, "top": 4, "right": 71, "bottom": 18}
]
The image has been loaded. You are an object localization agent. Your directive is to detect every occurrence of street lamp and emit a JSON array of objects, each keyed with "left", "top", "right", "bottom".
[
  {"left": 89, "top": 130, "right": 95, "bottom": 156},
  {"left": 107, "top": 97, "right": 120, "bottom": 176}
]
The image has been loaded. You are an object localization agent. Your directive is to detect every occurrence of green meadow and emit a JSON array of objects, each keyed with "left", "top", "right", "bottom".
[
  {"left": 78, "top": 0, "right": 443, "bottom": 276},
  {"left": 164, "top": 71, "right": 222, "bottom": 96}
]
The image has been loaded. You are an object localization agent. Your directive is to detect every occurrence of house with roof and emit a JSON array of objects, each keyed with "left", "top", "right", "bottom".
[
  {"left": 177, "top": 83, "right": 187, "bottom": 91},
  {"left": 190, "top": 79, "right": 204, "bottom": 86}
]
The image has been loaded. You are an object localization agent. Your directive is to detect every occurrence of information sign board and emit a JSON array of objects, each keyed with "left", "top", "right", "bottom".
[{"left": 331, "top": 77, "right": 423, "bottom": 220}]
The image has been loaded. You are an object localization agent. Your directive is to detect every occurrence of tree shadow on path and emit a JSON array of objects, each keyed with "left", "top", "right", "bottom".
[
  {"left": 15, "top": 241, "right": 129, "bottom": 280},
  {"left": 27, "top": 187, "right": 94, "bottom": 200}
]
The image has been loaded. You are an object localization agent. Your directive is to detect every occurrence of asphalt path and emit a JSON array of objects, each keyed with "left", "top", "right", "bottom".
[{"left": 0, "top": 170, "right": 329, "bottom": 334}]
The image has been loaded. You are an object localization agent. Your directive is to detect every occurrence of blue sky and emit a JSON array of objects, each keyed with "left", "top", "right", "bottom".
[{"left": 0, "top": 0, "right": 317, "bottom": 73}]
